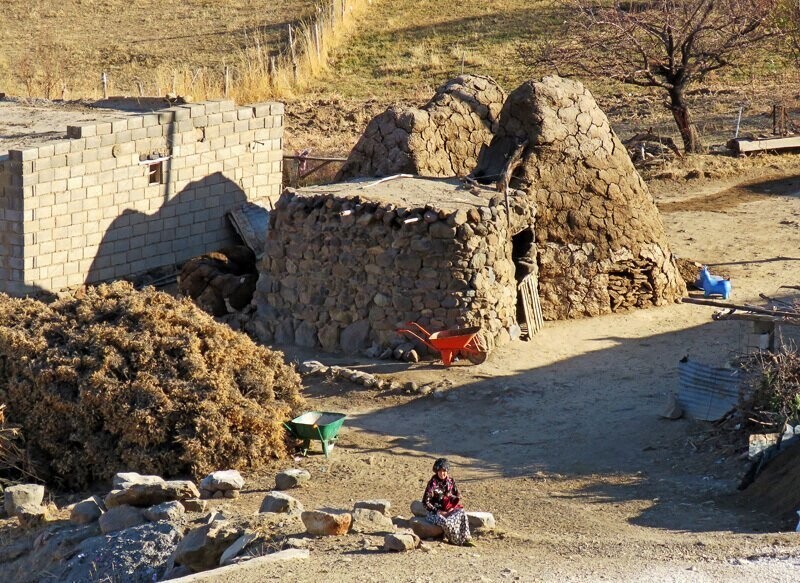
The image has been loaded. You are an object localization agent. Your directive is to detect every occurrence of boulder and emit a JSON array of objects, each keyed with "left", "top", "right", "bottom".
[
  {"left": 112, "top": 472, "right": 165, "bottom": 490},
  {"left": 172, "top": 520, "right": 242, "bottom": 572},
  {"left": 99, "top": 505, "right": 146, "bottom": 534},
  {"left": 54, "top": 522, "right": 181, "bottom": 583},
  {"left": 219, "top": 532, "right": 257, "bottom": 566},
  {"left": 301, "top": 510, "right": 352, "bottom": 536},
  {"left": 350, "top": 508, "right": 395, "bottom": 534},
  {"left": 275, "top": 469, "right": 311, "bottom": 490},
  {"left": 353, "top": 499, "right": 392, "bottom": 515},
  {"left": 5, "top": 484, "right": 45, "bottom": 516},
  {"left": 70, "top": 496, "right": 104, "bottom": 525},
  {"left": 467, "top": 511, "right": 496, "bottom": 529},
  {"left": 200, "top": 470, "right": 245, "bottom": 493},
  {"left": 410, "top": 517, "right": 444, "bottom": 539},
  {"left": 410, "top": 500, "right": 428, "bottom": 517},
  {"left": 259, "top": 491, "right": 303, "bottom": 514},
  {"left": 105, "top": 480, "right": 200, "bottom": 509},
  {"left": 144, "top": 501, "right": 185, "bottom": 523},
  {"left": 16, "top": 503, "right": 50, "bottom": 529},
  {"left": 182, "top": 499, "right": 207, "bottom": 513},
  {"left": 383, "top": 532, "right": 420, "bottom": 552}
]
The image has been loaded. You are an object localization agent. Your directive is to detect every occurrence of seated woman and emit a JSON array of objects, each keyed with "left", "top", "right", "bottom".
[{"left": 422, "top": 458, "right": 473, "bottom": 546}]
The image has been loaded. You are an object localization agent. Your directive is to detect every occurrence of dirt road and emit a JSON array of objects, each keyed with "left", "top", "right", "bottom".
[{"left": 193, "top": 162, "right": 800, "bottom": 582}]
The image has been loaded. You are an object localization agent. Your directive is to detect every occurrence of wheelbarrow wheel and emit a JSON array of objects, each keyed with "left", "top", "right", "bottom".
[{"left": 465, "top": 351, "right": 488, "bottom": 365}]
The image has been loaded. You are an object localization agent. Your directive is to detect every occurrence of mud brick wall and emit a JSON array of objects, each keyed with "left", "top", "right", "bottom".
[
  {"left": 251, "top": 188, "right": 536, "bottom": 354},
  {"left": 0, "top": 100, "right": 283, "bottom": 295}
]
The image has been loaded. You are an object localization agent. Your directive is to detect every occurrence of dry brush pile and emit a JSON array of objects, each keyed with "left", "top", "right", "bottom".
[{"left": 0, "top": 282, "right": 304, "bottom": 489}]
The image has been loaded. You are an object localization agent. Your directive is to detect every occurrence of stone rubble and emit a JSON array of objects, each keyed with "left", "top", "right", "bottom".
[
  {"left": 69, "top": 496, "right": 105, "bottom": 525},
  {"left": 260, "top": 491, "right": 304, "bottom": 515},
  {"left": 301, "top": 510, "right": 353, "bottom": 536},
  {"left": 275, "top": 468, "right": 311, "bottom": 490},
  {"left": 199, "top": 470, "right": 245, "bottom": 500}
]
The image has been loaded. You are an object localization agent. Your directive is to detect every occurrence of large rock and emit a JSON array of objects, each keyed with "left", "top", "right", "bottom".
[
  {"left": 410, "top": 517, "right": 444, "bottom": 539},
  {"left": 144, "top": 501, "right": 185, "bottom": 523},
  {"left": 172, "top": 520, "right": 243, "bottom": 572},
  {"left": 259, "top": 491, "right": 304, "bottom": 514},
  {"left": 275, "top": 469, "right": 311, "bottom": 490},
  {"left": 383, "top": 532, "right": 420, "bottom": 552},
  {"left": 200, "top": 470, "right": 245, "bottom": 493},
  {"left": 350, "top": 508, "right": 395, "bottom": 534},
  {"left": 472, "top": 75, "right": 686, "bottom": 319},
  {"left": 54, "top": 522, "right": 181, "bottom": 583},
  {"left": 467, "top": 511, "right": 496, "bottom": 529},
  {"left": 5, "top": 484, "right": 45, "bottom": 516},
  {"left": 16, "top": 503, "right": 50, "bottom": 529},
  {"left": 112, "top": 472, "right": 166, "bottom": 490},
  {"left": 354, "top": 499, "right": 392, "bottom": 515},
  {"left": 339, "top": 74, "right": 505, "bottom": 179},
  {"left": 410, "top": 500, "right": 428, "bottom": 517},
  {"left": 105, "top": 480, "right": 200, "bottom": 509},
  {"left": 301, "top": 510, "right": 352, "bottom": 536},
  {"left": 70, "top": 496, "right": 105, "bottom": 525},
  {"left": 99, "top": 505, "right": 146, "bottom": 534},
  {"left": 219, "top": 532, "right": 257, "bottom": 566}
]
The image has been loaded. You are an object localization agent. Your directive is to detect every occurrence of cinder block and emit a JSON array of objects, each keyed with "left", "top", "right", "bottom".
[
  {"left": 111, "top": 119, "right": 128, "bottom": 133},
  {"left": 251, "top": 103, "right": 272, "bottom": 117},
  {"left": 95, "top": 122, "right": 112, "bottom": 136},
  {"left": 127, "top": 116, "right": 144, "bottom": 130},
  {"left": 142, "top": 114, "right": 159, "bottom": 128},
  {"left": 9, "top": 148, "right": 39, "bottom": 162},
  {"left": 67, "top": 123, "right": 96, "bottom": 139},
  {"left": 53, "top": 141, "right": 71, "bottom": 155},
  {"left": 192, "top": 115, "right": 209, "bottom": 128},
  {"left": 85, "top": 136, "right": 102, "bottom": 149},
  {"left": 223, "top": 110, "right": 237, "bottom": 123},
  {"left": 100, "top": 134, "right": 116, "bottom": 147}
]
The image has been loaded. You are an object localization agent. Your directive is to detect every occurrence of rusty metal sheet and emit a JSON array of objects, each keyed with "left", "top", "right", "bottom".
[{"left": 677, "top": 359, "right": 742, "bottom": 421}]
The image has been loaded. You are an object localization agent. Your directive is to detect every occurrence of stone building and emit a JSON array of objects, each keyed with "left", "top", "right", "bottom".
[
  {"left": 251, "top": 177, "right": 536, "bottom": 353},
  {"left": 0, "top": 99, "right": 283, "bottom": 295}
]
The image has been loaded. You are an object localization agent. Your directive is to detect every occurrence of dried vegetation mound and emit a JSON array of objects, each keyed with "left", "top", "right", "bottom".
[{"left": 0, "top": 282, "right": 304, "bottom": 489}]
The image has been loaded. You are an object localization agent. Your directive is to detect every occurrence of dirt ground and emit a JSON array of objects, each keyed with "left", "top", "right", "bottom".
[{"left": 160, "top": 160, "right": 800, "bottom": 582}]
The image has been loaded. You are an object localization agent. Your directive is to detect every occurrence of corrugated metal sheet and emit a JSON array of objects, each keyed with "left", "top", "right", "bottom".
[
  {"left": 677, "top": 359, "right": 742, "bottom": 421},
  {"left": 227, "top": 203, "right": 269, "bottom": 257}
]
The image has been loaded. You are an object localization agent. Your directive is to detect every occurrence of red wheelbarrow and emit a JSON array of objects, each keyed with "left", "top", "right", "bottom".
[{"left": 397, "top": 322, "right": 488, "bottom": 366}]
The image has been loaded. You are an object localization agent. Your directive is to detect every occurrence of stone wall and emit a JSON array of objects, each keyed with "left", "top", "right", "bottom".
[
  {"left": 0, "top": 100, "right": 283, "bottom": 295},
  {"left": 251, "top": 181, "right": 536, "bottom": 354},
  {"left": 338, "top": 75, "right": 505, "bottom": 179},
  {"left": 473, "top": 76, "right": 685, "bottom": 319}
]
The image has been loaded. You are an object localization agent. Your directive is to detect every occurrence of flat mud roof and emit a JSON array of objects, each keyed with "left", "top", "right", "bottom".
[{"left": 292, "top": 175, "right": 500, "bottom": 211}]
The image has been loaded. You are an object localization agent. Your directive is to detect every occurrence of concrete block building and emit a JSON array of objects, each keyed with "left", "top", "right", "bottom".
[{"left": 0, "top": 99, "right": 283, "bottom": 295}]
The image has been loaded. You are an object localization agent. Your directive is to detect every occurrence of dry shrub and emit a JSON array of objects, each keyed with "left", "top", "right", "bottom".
[
  {"left": 738, "top": 348, "right": 800, "bottom": 431},
  {"left": 0, "top": 282, "right": 304, "bottom": 489},
  {"left": 0, "top": 404, "right": 38, "bottom": 488}
]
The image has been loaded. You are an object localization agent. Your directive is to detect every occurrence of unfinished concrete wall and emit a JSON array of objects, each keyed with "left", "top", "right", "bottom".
[
  {"left": 338, "top": 75, "right": 505, "bottom": 180},
  {"left": 251, "top": 181, "right": 535, "bottom": 354},
  {"left": 0, "top": 153, "right": 24, "bottom": 294},
  {"left": 0, "top": 100, "right": 283, "bottom": 295}
]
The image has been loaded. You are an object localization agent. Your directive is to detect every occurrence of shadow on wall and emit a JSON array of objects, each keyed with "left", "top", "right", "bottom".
[{"left": 86, "top": 172, "right": 247, "bottom": 285}]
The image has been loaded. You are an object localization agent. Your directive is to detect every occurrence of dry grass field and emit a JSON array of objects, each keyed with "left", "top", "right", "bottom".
[{"left": 0, "top": 0, "right": 317, "bottom": 99}]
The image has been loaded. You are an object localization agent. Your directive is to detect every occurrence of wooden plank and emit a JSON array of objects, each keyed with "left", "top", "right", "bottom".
[
  {"left": 732, "top": 135, "right": 800, "bottom": 154},
  {"left": 518, "top": 274, "right": 543, "bottom": 337}
]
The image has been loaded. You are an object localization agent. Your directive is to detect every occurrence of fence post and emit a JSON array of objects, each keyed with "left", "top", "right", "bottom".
[
  {"left": 101, "top": 71, "right": 108, "bottom": 99},
  {"left": 224, "top": 66, "right": 230, "bottom": 98},
  {"left": 288, "top": 24, "right": 298, "bottom": 84}
]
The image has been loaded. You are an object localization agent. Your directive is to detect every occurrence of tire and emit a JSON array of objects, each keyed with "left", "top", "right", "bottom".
[{"left": 466, "top": 351, "right": 488, "bottom": 365}]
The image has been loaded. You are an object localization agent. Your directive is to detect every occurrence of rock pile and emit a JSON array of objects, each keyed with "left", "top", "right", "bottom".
[
  {"left": 178, "top": 246, "right": 258, "bottom": 317},
  {"left": 472, "top": 76, "right": 686, "bottom": 319},
  {"left": 4, "top": 483, "right": 50, "bottom": 528},
  {"left": 338, "top": 74, "right": 505, "bottom": 179},
  {"left": 0, "top": 282, "right": 304, "bottom": 489}
]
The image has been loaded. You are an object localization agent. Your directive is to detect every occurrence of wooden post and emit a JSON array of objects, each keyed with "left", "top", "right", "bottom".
[
  {"left": 172, "top": 72, "right": 177, "bottom": 96},
  {"left": 288, "top": 24, "right": 298, "bottom": 84},
  {"left": 461, "top": 51, "right": 465, "bottom": 74},
  {"left": 136, "top": 80, "right": 144, "bottom": 97},
  {"left": 101, "top": 71, "right": 108, "bottom": 99},
  {"left": 269, "top": 56, "right": 276, "bottom": 86},
  {"left": 341, "top": 0, "right": 346, "bottom": 20},
  {"left": 224, "top": 66, "right": 230, "bottom": 98}
]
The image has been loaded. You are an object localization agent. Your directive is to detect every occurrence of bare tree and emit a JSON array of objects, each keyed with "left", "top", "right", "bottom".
[{"left": 536, "top": 0, "right": 779, "bottom": 153}]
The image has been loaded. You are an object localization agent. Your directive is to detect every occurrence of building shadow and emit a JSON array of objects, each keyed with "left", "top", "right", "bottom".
[{"left": 86, "top": 172, "right": 247, "bottom": 285}]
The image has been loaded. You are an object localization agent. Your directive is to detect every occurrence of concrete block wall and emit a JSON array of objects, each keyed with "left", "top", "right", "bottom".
[
  {"left": 0, "top": 153, "right": 25, "bottom": 294},
  {"left": 0, "top": 100, "right": 283, "bottom": 295}
]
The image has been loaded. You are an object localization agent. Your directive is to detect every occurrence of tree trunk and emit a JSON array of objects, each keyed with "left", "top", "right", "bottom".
[{"left": 669, "top": 87, "right": 704, "bottom": 154}]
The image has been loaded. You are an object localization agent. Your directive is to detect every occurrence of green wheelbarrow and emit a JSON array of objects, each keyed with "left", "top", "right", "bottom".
[{"left": 283, "top": 411, "right": 346, "bottom": 458}]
